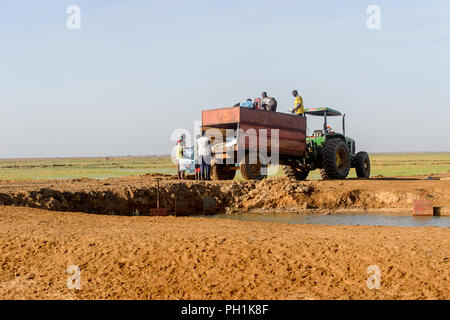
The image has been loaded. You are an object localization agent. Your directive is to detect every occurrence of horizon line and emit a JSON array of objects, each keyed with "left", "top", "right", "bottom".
[{"left": 1, "top": 151, "right": 450, "bottom": 161}]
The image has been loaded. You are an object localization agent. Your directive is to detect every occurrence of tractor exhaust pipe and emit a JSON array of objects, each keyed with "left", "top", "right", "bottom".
[{"left": 343, "top": 114, "right": 346, "bottom": 136}]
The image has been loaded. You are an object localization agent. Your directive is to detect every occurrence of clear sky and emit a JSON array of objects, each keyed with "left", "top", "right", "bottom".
[{"left": 1, "top": 0, "right": 449, "bottom": 158}]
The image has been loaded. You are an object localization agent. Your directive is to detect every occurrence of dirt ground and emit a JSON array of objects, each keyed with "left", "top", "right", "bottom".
[
  {"left": 0, "top": 206, "right": 448, "bottom": 300},
  {"left": 1, "top": 173, "right": 450, "bottom": 215},
  {"left": 0, "top": 173, "right": 449, "bottom": 300}
]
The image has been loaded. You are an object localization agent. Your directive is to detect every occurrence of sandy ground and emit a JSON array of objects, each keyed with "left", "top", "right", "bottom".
[
  {"left": 0, "top": 173, "right": 450, "bottom": 215},
  {"left": 0, "top": 206, "right": 448, "bottom": 300}
]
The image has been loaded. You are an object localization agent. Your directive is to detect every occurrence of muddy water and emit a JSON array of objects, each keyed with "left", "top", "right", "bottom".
[{"left": 205, "top": 213, "right": 450, "bottom": 228}]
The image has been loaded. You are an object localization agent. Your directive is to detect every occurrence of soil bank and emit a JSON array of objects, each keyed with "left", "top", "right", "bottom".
[{"left": 0, "top": 174, "right": 449, "bottom": 215}]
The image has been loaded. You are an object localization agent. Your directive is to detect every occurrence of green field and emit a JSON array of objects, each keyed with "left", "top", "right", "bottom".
[
  {"left": 0, "top": 157, "right": 174, "bottom": 180},
  {"left": 0, "top": 153, "right": 449, "bottom": 181}
]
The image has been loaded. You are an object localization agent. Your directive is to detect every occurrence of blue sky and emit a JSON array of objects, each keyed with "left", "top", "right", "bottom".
[{"left": 0, "top": 0, "right": 449, "bottom": 157}]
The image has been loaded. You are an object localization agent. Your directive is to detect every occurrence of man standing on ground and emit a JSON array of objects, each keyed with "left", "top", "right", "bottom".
[
  {"left": 292, "top": 90, "right": 304, "bottom": 116},
  {"left": 197, "top": 133, "right": 211, "bottom": 181}
]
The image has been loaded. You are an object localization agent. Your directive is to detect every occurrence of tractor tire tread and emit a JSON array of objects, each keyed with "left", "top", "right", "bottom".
[{"left": 320, "top": 138, "right": 350, "bottom": 180}]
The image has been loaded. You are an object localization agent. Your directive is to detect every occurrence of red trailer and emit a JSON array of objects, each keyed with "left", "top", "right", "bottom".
[{"left": 201, "top": 107, "right": 306, "bottom": 180}]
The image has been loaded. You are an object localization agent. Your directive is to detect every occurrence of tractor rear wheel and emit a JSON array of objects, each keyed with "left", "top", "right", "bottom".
[
  {"left": 211, "top": 163, "right": 236, "bottom": 181},
  {"left": 353, "top": 151, "right": 371, "bottom": 178},
  {"left": 283, "top": 160, "right": 309, "bottom": 180},
  {"left": 320, "top": 139, "right": 351, "bottom": 180},
  {"left": 240, "top": 154, "right": 267, "bottom": 181}
]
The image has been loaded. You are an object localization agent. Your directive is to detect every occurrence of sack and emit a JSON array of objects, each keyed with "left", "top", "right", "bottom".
[
  {"left": 179, "top": 157, "right": 195, "bottom": 173},
  {"left": 183, "top": 147, "right": 194, "bottom": 160}
]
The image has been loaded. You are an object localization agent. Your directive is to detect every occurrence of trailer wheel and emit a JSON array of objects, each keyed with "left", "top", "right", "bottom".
[
  {"left": 352, "top": 151, "right": 371, "bottom": 178},
  {"left": 210, "top": 164, "right": 236, "bottom": 181},
  {"left": 240, "top": 154, "right": 267, "bottom": 181},
  {"left": 283, "top": 160, "right": 309, "bottom": 180},
  {"left": 320, "top": 139, "right": 351, "bottom": 180}
]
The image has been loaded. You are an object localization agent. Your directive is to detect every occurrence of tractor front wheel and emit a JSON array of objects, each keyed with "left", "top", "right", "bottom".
[
  {"left": 320, "top": 139, "right": 351, "bottom": 180},
  {"left": 353, "top": 151, "right": 371, "bottom": 178}
]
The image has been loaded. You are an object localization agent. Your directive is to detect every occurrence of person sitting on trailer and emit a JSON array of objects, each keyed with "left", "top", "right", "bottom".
[
  {"left": 261, "top": 92, "right": 278, "bottom": 112},
  {"left": 253, "top": 97, "right": 262, "bottom": 110},
  {"left": 233, "top": 99, "right": 254, "bottom": 109}
]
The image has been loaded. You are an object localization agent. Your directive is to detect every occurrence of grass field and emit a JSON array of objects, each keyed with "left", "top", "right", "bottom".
[
  {"left": 0, "top": 153, "right": 449, "bottom": 181},
  {"left": 0, "top": 157, "right": 173, "bottom": 180}
]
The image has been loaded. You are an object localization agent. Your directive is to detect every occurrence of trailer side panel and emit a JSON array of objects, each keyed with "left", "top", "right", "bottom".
[{"left": 202, "top": 107, "right": 306, "bottom": 158}]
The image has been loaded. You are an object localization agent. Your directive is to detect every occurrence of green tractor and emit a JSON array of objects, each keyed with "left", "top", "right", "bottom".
[{"left": 283, "top": 107, "right": 371, "bottom": 180}]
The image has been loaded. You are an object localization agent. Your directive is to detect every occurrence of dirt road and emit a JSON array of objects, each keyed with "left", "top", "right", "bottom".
[
  {"left": 1, "top": 174, "right": 449, "bottom": 215},
  {"left": 0, "top": 206, "right": 448, "bottom": 300}
]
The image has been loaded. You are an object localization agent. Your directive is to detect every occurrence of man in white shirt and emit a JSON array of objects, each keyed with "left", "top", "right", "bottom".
[{"left": 197, "top": 134, "right": 211, "bottom": 181}]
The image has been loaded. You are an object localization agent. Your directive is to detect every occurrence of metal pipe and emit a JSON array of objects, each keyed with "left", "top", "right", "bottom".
[
  {"left": 343, "top": 114, "right": 346, "bottom": 136},
  {"left": 324, "top": 111, "right": 328, "bottom": 133}
]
